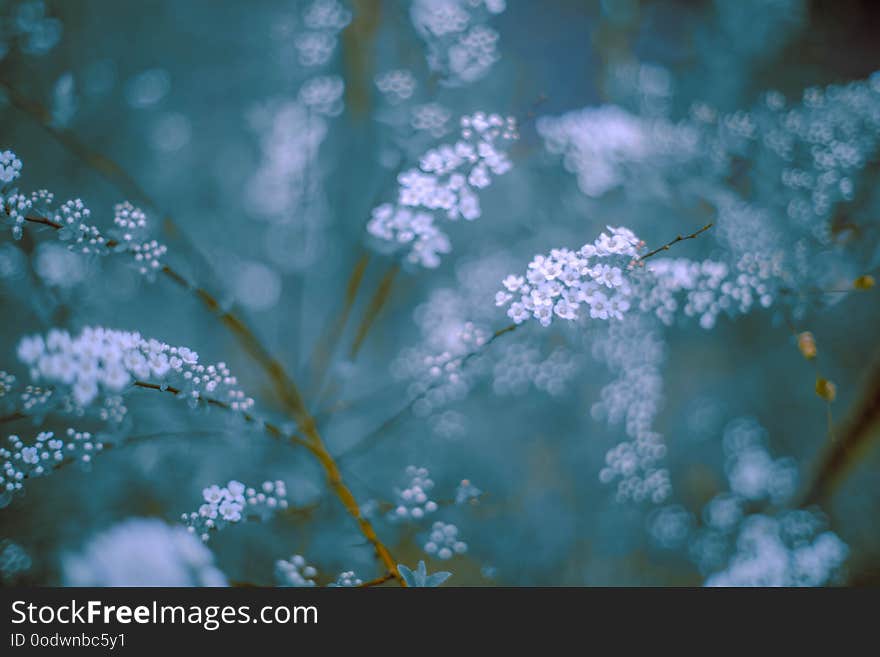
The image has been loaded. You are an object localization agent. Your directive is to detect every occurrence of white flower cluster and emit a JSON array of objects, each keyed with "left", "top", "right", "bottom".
[
  {"left": 111, "top": 201, "right": 168, "bottom": 277},
  {"left": 454, "top": 478, "right": 481, "bottom": 505},
  {"left": 389, "top": 465, "right": 438, "bottom": 521},
  {"left": 299, "top": 75, "right": 345, "bottom": 117},
  {"left": 411, "top": 103, "right": 453, "bottom": 137},
  {"left": 275, "top": 554, "right": 317, "bottom": 587},
  {"left": 295, "top": 0, "right": 351, "bottom": 67},
  {"left": 375, "top": 69, "right": 417, "bottom": 104},
  {"left": 0, "top": 370, "right": 15, "bottom": 401},
  {"left": 410, "top": 0, "right": 506, "bottom": 86},
  {"left": 392, "top": 318, "right": 488, "bottom": 418},
  {"left": 183, "top": 479, "right": 288, "bottom": 542},
  {"left": 391, "top": 253, "right": 522, "bottom": 423},
  {"left": 246, "top": 100, "right": 328, "bottom": 223},
  {"left": 682, "top": 418, "right": 849, "bottom": 586},
  {"left": 721, "top": 418, "right": 798, "bottom": 505},
  {"left": 63, "top": 518, "right": 227, "bottom": 586},
  {"left": 496, "top": 226, "right": 644, "bottom": 327},
  {"left": 0, "top": 539, "right": 32, "bottom": 585},
  {"left": 1, "top": 157, "right": 167, "bottom": 275},
  {"left": 0, "top": 150, "right": 22, "bottom": 184},
  {"left": 1, "top": 428, "right": 103, "bottom": 502},
  {"left": 703, "top": 512, "right": 849, "bottom": 587},
  {"left": 635, "top": 252, "right": 781, "bottom": 330},
  {"left": 592, "top": 316, "right": 671, "bottom": 504},
  {"left": 368, "top": 112, "right": 517, "bottom": 268},
  {"left": 329, "top": 570, "right": 363, "bottom": 587},
  {"left": 16, "top": 326, "right": 255, "bottom": 412},
  {"left": 492, "top": 343, "right": 580, "bottom": 397},
  {"left": 536, "top": 105, "right": 698, "bottom": 197},
  {"left": 0, "top": 1, "right": 62, "bottom": 61},
  {"left": 423, "top": 521, "right": 467, "bottom": 560}
]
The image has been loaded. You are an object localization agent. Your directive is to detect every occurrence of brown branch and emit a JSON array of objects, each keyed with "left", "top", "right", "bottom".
[
  {"left": 798, "top": 350, "right": 880, "bottom": 507},
  {"left": 0, "top": 411, "right": 27, "bottom": 424},
  {"left": 349, "top": 263, "right": 400, "bottom": 359},
  {"left": 637, "top": 223, "right": 714, "bottom": 262},
  {"left": 309, "top": 252, "right": 371, "bottom": 395},
  {"left": 357, "top": 572, "right": 395, "bottom": 587}
]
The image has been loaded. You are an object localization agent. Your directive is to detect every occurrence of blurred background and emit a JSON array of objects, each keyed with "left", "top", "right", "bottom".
[{"left": 1, "top": 0, "right": 879, "bottom": 586}]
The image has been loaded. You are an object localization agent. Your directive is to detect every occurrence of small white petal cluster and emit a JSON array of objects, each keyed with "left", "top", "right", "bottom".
[
  {"left": 183, "top": 479, "right": 288, "bottom": 542},
  {"left": 246, "top": 100, "right": 328, "bottom": 223},
  {"left": 492, "top": 343, "right": 579, "bottom": 396},
  {"left": 295, "top": 0, "right": 351, "bottom": 67},
  {"left": 411, "top": 103, "right": 453, "bottom": 137},
  {"left": 592, "top": 316, "right": 670, "bottom": 504},
  {"left": 704, "top": 513, "right": 848, "bottom": 587},
  {"left": 368, "top": 112, "right": 517, "bottom": 268},
  {"left": 496, "top": 226, "right": 644, "bottom": 327},
  {"left": 423, "top": 521, "right": 467, "bottom": 560},
  {"left": 0, "top": 150, "right": 23, "bottom": 184},
  {"left": 63, "top": 518, "right": 227, "bottom": 586},
  {"left": 684, "top": 418, "right": 849, "bottom": 586},
  {"left": 375, "top": 69, "right": 417, "bottom": 104},
  {"left": 1, "top": 157, "right": 167, "bottom": 276},
  {"left": 111, "top": 201, "right": 168, "bottom": 277},
  {"left": 16, "top": 326, "right": 255, "bottom": 411},
  {"left": 537, "top": 105, "right": 698, "bottom": 197},
  {"left": 0, "top": 540, "right": 32, "bottom": 585},
  {"left": 275, "top": 554, "right": 318, "bottom": 587},
  {"left": 636, "top": 253, "right": 780, "bottom": 329},
  {"left": 410, "top": 0, "right": 506, "bottom": 86},
  {"left": 329, "top": 570, "right": 363, "bottom": 587},
  {"left": 0, "top": 371, "right": 15, "bottom": 401},
  {"left": 454, "top": 478, "right": 481, "bottom": 505},
  {"left": 721, "top": 418, "right": 798, "bottom": 505},
  {"left": 299, "top": 75, "right": 345, "bottom": 117},
  {"left": 1, "top": 428, "right": 103, "bottom": 502},
  {"left": 389, "top": 465, "right": 438, "bottom": 521}
]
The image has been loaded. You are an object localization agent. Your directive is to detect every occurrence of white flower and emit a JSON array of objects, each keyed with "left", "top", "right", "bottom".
[
  {"left": 0, "top": 151, "right": 23, "bottom": 184},
  {"left": 507, "top": 301, "right": 529, "bottom": 324},
  {"left": 63, "top": 519, "right": 227, "bottom": 586},
  {"left": 367, "top": 112, "right": 517, "bottom": 267},
  {"left": 20, "top": 447, "right": 39, "bottom": 464},
  {"left": 202, "top": 485, "right": 223, "bottom": 504},
  {"left": 494, "top": 291, "right": 513, "bottom": 306},
  {"left": 218, "top": 500, "right": 242, "bottom": 522},
  {"left": 588, "top": 292, "right": 610, "bottom": 320},
  {"left": 16, "top": 336, "right": 45, "bottom": 364},
  {"left": 502, "top": 275, "right": 524, "bottom": 292}
]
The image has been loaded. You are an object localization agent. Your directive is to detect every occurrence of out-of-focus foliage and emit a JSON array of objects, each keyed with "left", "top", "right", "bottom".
[{"left": 1, "top": 0, "right": 880, "bottom": 587}]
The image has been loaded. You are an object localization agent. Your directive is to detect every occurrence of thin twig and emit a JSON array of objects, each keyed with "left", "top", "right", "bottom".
[
  {"left": 357, "top": 572, "right": 395, "bottom": 587},
  {"left": 636, "top": 223, "right": 714, "bottom": 262},
  {"left": 308, "top": 252, "right": 371, "bottom": 395},
  {"left": 349, "top": 263, "right": 400, "bottom": 360}
]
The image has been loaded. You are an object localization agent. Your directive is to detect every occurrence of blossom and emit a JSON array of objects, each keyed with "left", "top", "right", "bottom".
[
  {"left": 0, "top": 151, "right": 23, "bottom": 184},
  {"left": 183, "top": 479, "right": 288, "bottom": 542},
  {"left": 16, "top": 326, "right": 254, "bottom": 412},
  {"left": 367, "top": 111, "right": 518, "bottom": 268},
  {"left": 423, "top": 521, "right": 467, "bottom": 560},
  {"left": 275, "top": 554, "right": 318, "bottom": 587},
  {"left": 2, "top": 429, "right": 103, "bottom": 500},
  {"left": 62, "top": 519, "right": 227, "bottom": 586},
  {"left": 497, "top": 227, "right": 643, "bottom": 327},
  {"left": 389, "top": 465, "right": 439, "bottom": 522}
]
